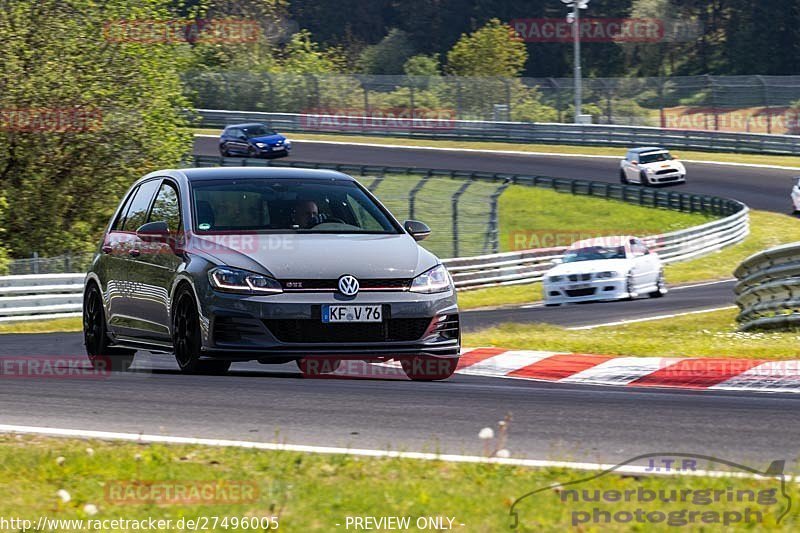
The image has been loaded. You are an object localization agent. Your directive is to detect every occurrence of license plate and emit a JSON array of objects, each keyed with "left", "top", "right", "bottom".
[
  {"left": 569, "top": 284, "right": 591, "bottom": 290},
  {"left": 272, "top": 146, "right": 285, "bottom": 151},
  {"left": 322, "top": 305, "right": 382, "bottom": 323}
]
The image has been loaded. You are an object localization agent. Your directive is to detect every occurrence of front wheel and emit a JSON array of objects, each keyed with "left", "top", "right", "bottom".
[
  {"left": 173, "top": 288, "right": 231, "bottom": 375},
  {"left": 649, "top": 270, "right": 668, "bottom": 298},
  {"left": 619, "top": 169, "right": 629, "bottom": 184},
  {"left": 626, "top": 272, "right": 639, "bottom": 300},
  {"left": 83, "top": 284, "right": 135, "bottom": 371},
  {"left": 640, "top": 170, "right": 651, "bottom": 186},
  {"left": 400, "top": 357, "right": 459, "bottom": 381}
]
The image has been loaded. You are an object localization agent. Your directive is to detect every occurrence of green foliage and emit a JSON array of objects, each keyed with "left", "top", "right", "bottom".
[
  {"left": 446, "top": 19, "right": 527, "bottom": 77},
  {"left": 403, "top": 54, "right": 440, "bottom": 76},
  {"left": 0, "top": 0, "right": 193, "bottom": 258},
  {"left": 0, "top": 195, "right": 9, "bottom": 275},
  {"left": 356, "top": 29, "right": 415, "bottom": 75}
]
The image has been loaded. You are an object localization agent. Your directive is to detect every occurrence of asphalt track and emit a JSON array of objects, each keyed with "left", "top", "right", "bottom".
[
  {"left": 1, "top": 138, "right": 797, "bottom": 470},
  {"left": 1, "top": 332, "right": 799, "bottom": 470},
  {"left": 194, "top": 136, "right": 799, "bottom": 213}
]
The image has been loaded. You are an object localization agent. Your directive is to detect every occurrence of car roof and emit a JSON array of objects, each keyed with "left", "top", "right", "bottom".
[
  {"left": 147, "top": 167, "right": 355, "bottom": 183},
  {"left": 223, "top": 123, "right": 269, "bottom": 130},
  {"left": 628, "top": 146, "right": 668, "bottom": 154}
]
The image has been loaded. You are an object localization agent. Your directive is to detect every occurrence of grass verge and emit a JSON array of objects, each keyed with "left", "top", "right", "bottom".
[
  {"left": 463, "top": 308, "right": 800, "bottom": 360},
  {"left": 0, "top": 317, "right": 82, "bottom": 335},
  {"left": 193, "top": 129, "right": 800, "bottom": 168},
  {"left": 0, "top": 435, "right": 795, "bottom": 531}
]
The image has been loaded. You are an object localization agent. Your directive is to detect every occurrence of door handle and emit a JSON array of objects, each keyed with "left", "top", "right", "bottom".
[
  {"left": 128, "top": 249, "right": 141, "bottom": 258},
  {"left": 101, "top": 246, "right": 113, "bottom": 254}
]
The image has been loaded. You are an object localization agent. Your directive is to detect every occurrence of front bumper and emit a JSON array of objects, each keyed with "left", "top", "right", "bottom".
[
  {"left": 646, "top": 169, "right": 685, "bottom": 184},
  {"left": 256, "top": 145, "right": 290, "bottom": 157},
  {"left": 196, "top": 288, "right": 460, "bottom": 361},
  {"left": 544, "top": 277, "right": 629, "bottom": 305}
]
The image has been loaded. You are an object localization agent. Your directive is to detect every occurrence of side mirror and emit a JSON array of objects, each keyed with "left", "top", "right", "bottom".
[
  {"left": 404, "top": 220, "right": 431, "bottom": 242},
  {"left": 136, "top": 221, "right": 170, "bottom": 243},
  {"left": 238, "top": 135, "right": 247, "bottom": 141}
]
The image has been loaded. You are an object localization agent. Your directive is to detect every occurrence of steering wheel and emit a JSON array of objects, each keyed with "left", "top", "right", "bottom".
[{"left": 310, "top": 217, "right": 346, "bottom": 227}]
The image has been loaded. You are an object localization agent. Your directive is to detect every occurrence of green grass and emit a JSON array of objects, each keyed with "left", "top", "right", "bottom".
[
  {"left": 194, "top": 128, "right": 800, "bottom": 168},
  {"left": 498, "top": 185, "right": 712, "bottom": 253},
  {"left": 0, "top": 317, "right": 82, "bottom": 335},
  {"left": 665, "top": 210, "right": 800, "bottom": 283},
  {"left": 1, "top": 435, "right": 796, "bottom": 531},
  {"left": 463, "top": 308, "right": 800, "bottom": 360}
]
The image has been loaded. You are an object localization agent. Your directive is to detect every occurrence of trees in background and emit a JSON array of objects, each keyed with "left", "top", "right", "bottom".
[{"left": 0, "top": 0, "right": 193, "bottom": 258}]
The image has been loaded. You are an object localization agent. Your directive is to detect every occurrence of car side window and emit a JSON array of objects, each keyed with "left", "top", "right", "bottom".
[
  {"left": 631, "top": 239, "right": 649, "bottom": 256},
  {"left": 148, "top": 181, "right": 181, "bottom": 233},
  {"left": 111, "top": 186, "right": 139, "bottom": 231},
  {"left": 121, "top": 180, "right": 161, "bottom": 232},
  {"left": 229, "top": 128, "right": 242, "bottom": 138}
]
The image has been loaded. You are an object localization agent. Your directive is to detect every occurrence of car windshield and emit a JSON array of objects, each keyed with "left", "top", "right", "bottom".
[
  {"left": 242, "top": 125, "right": 277, "bottom": 138},
  {"left": 191, "top": 178, "right": 401, "bottom": 234},
  {"left": 563, "top": 245, "right": 627, "bottom": 263},
  {"left": 640, "top": 152, "right": 673, "bottom": 164}
]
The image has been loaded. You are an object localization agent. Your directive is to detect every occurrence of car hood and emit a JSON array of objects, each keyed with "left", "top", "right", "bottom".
[
  {"left": 249, "top": 134, "right": 286, "bottom": 144},
  {"left": 640, "top": 160, "right": 684, "bottom": 170},
  {"left": 547, "top": 258, "right": 631, "bottom": 276},
  {"left": 188, "top": 233, "right": 439, "bottom": 279}
]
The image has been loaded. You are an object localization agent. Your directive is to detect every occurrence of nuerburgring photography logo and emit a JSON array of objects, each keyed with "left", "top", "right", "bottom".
[{"left": 509, "top": 453, "right": 791, "bottom": 529}]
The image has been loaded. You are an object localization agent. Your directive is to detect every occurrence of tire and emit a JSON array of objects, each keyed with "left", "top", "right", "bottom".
[
  {"left": 649, "top": 270, "right": 667, "bottom": 298},
  {"left": 296, "top": 357, "right": 342, "bottom": 377},
  {"left": 247, "top": 146, "right": 258, "bottom": 158},
  {"left": 172, "top": 287, "right": 231, "bottom": 375},
  {"left": 640, "top": 170, "right": 651, "bottom": 186},
  {"left": 619, "top": 169, "right": 629, "bottom": 184},
  {"left": 220, "top": 145, "right": 230, "bottom": 157},
  {"left": 83, "top": 284, "right": 135, "bottom": 372},
  {"left": 400, "top": 357, "right": 459, "bottom": 381},
  {"left": 625, "top": 272, "right": 639, "bottom": 300}
]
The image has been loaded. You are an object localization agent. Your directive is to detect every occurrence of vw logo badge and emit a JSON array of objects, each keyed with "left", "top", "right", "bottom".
[{"left": 338, "top": 275, "right": 360, "bottom": 296}]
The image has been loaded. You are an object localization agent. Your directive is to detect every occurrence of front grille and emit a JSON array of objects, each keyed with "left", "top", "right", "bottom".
[
  {"left": 263, "top": 317, "right": 433, "bottom": 343},
  {"left": 565, "top": 288, "right": 597, "bottom": 297},
  {"left": 655, "top": 169, "right": 677, "bottom": 175},
  {"left": 281, "top": 279, "right": 411, "bottom": 291},
  {"left": 567, "top": 273, "right": 592, "bottom": 282}
]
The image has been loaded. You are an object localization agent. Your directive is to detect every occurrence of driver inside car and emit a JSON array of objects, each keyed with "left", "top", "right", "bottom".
[{"left": 291, "top": 199, "right": 321, "bottom": 229}]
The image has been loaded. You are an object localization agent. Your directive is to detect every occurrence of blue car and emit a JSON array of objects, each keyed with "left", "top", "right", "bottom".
[{"left": 219, "top": 123, "right": 292, "bottom": 158}]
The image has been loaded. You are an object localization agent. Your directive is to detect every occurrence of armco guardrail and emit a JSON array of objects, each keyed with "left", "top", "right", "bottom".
[
  {"left": 445, "top": 206, "right": 748, "bottom": 290},
  {"left": 4, "top": 160, "right": 749, "bottom": 320},
  {"left": 196, "top": 109, "right": 800, "bottom": 155},
  {"left": 734, "top": 243, "right": 800, "bottom": 331},
  {"left": 0, "top": 274, "right": 84, "bottom": 323}
]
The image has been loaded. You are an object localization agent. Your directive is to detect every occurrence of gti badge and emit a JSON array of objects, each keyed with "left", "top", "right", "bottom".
[{"left": 338, "top": 275, "right": 359, "bottom": 296}]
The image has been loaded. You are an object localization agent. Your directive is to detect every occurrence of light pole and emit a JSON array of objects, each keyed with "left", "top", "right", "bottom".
[{"left": 560, "top": 0, "right": 590, "bottom": 123}]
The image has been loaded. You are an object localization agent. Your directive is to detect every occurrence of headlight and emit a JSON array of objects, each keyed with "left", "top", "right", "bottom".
[
  {"left": 208, "top": 266, "right": 282, "bottom": 294},
  {"left": 255, "top": 142, "right": 267, "bottom": 148},
  {"left": 410, "top": 264, "right": 452, "bottom": 294},
  {"left": 595, "top": 271, "right": 616, "bottom": 279},
  {"left": 645, "top": 167, "right": 655, "bottom": 173},
  {"left": 547, "top": 275, "right": 563, "bottom": 283}
]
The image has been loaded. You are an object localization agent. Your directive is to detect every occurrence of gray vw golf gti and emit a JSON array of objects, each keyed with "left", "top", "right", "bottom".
[{"left": 83, "top": 167, "right": 461, "bottom": 380}]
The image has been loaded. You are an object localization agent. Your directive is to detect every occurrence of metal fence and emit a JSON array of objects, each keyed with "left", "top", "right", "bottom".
[
  {"left": 195, "top": 109, "right": 800, "bottom": 155},
  {"left": 194, "top": 155, "right": 745, "bottom": 260},
  {"left": 6, "top": 252, "right": 94, "bottom": 276},
  {"left": 2, "top": 160, "right": 749, "bottom": 320},
  {"left": 734, "top": 243, "right": 800, "bottom": 331},
  {"left": 185, "top": 73, "right": 800, "bottom": 134}
]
